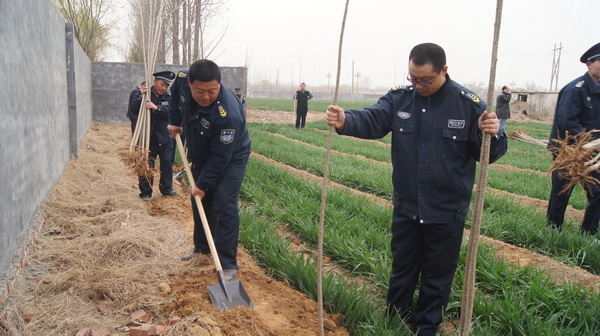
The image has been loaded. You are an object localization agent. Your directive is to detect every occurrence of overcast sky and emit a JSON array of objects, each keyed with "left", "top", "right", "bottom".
[{"left": 106, "top": 0, "right": 599, "bottom": 93}]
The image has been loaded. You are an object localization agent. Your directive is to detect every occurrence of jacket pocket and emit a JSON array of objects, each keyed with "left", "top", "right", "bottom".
[
  {"left": 441, "top": 129, "right": 468, "bottom": 161},
  {"left": 392, "top": 122, "right": 415, "bottom": 153}
]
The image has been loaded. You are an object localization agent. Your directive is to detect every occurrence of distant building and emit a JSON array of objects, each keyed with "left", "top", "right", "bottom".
[{"left": 509, "top": 91, "right": 559, "bottom": 121}]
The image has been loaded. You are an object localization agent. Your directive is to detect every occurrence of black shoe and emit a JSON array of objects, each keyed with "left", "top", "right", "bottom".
[
  {"left": 164, "top": 190, "right": 179, "bottom": 197},
  {"left": 181, "top": 248, "right": 209, "bottom": 261},
  {"left": 223, "top": 269, "right": 238, "bottom": 281},
  {"left": 140, "top": 194, "right": 151, "bottom": 201},
  {"left": 180, "top": 250, "right": 198, "bottom": 261}
]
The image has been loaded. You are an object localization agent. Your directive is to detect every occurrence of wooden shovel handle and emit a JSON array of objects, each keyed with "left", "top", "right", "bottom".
[{"left": 175, "top": 134, "right": 223, "bottom": 272}]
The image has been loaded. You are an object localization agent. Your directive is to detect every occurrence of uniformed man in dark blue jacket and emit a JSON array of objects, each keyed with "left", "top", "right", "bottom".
[
  {"left": 126, "top": 81, "right": 145, "bottom": 133},
  {"left": 326, "top": 43, "right": 507, "bottom": 336},
  {"left": 167, "top": 69, "right": 189, "bottom": 173},
  {"left": 168, "top": 60, "right": 251, "bottom": 282},
  {"left": 547, "top": 42, "right": 600, "bottom": 235},
  {"left": 128, "top": 70, "right": 179, "bottom": 200}
]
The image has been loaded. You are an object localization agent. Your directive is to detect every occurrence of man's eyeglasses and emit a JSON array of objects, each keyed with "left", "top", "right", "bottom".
[{"left": 407, "top": 70, "right": 442, "bottom": 86}]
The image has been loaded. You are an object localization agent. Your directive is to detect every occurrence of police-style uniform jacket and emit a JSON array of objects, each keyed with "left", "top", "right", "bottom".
[
  {"left": 549, "top": 71, "right": 600, "bottom": 147},
  {"left": 128, "top": 86, "right": 172, "bottom": 148},
  {"left": 169, "top": 75, "right": 251, "bottom": 192},
  {"left": 169, "top": 70, "right": 190, "bottom": 128},
  {"left": 338, "top": 74, "right": 507, "bottom": 223}
]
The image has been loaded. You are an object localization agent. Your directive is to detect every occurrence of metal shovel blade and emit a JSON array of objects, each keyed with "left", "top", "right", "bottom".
[{"left": 208, "top": 279, "right": 255, "bottom": 311}]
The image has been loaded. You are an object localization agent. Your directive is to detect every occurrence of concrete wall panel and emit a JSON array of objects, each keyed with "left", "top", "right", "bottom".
[
  {"left": 67, "top": 23, "right": 93, "bottom": 156},
  {"left": 0, "top": 0, "right": 72, "bottom": 276},
  {"left": 75, "top": 41, "right": 92, "bottom": 143}
]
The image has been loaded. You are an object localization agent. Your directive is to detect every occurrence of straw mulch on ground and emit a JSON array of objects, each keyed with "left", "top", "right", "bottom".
[{"left": 0, "top": 122, "right": 348, "bottom": 336}]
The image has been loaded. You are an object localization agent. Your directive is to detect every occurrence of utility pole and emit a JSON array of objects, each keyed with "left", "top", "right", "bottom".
[
  {"left": 550, "top": 42, "right": 563, "bottom": 91},
  {"left": 351, "top": 60, "right": 355, "bottom": 103}
]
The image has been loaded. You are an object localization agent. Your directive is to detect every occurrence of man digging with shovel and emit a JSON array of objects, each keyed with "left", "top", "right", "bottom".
[{"left": 168, "top": 60, "right": 251, "bottom": 283}]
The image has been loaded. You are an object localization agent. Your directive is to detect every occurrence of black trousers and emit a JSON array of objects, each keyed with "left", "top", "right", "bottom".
[
  {"left": 387, "top": 208, "right": 464, "bottom": 336},
  {"left": 547, "top": 170, "right": 600, "bottom": 235},
  {"left": 129, "top": 117, "right": 137, "bottom": 134},
  {"left": 138, "top": 142, "right": 174, "bottom": 197},
  {"left": 191, "top": 153, "right": 249, "bottom": 269},
  {"left": 295, "top": 105, "right": 308, "bottom": 129}
]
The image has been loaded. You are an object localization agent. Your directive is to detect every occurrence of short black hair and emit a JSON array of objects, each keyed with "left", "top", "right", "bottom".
[
  {"left": 409, "top": 43, "right": 446, "bottom": 73},
  {"left": 502, "top": 85, "right": 508, "bottom": 90},
  {"left": 188, "top": 59, "right": 221, "bottom": 83}
]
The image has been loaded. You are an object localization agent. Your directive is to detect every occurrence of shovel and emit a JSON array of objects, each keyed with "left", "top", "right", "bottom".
[{"left": 175, "top": 134, "right": 255, "bottom": 311}]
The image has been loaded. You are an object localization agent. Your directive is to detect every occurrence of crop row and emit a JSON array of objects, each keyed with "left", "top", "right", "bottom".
[
  {"left": 246, "top": 126, "right": 599, "bottom": 274},
  {"left": 240, "top": 156, "right": 600, "bottom": 335},
  {"left": 249, "top": 121, "right": 589, "bottom": 209},
  {"left": 238, "top": 210, "right": 407, "bottom": 336},
  {"left": 248, "top": 98, "right": 376, "bottom": 113}
]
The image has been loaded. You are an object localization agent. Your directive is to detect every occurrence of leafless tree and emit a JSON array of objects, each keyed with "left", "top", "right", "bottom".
[
  {"left": 52, "top": 0, "right": 115, "bottom": 61},
  {"left": 128, "top": 0, "right": 228, "bottom": 65},
  {"left": 171, "top": 0, "right": 181, "bottom": 64}
]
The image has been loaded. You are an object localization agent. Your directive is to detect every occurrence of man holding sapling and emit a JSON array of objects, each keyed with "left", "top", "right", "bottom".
[
  {"left": 325, "top": 43, "right": 507, "bottom": 336},
  {"left": 547, "top": 42, "right": 600, "bottom": 236},
  {"left": 128, "top": 71, "right": 179, "bottom": 200},
  {"left": 168, "top": 60, "right": 251, "bottom": 282}
]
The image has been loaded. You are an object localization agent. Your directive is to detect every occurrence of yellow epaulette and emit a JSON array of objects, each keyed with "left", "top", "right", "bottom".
[
  {"left": 460, "top": 89, "right": 482, "bottom": 104},
  {"left": 391, "top": 85, "right": 413, "bottom": 92}
]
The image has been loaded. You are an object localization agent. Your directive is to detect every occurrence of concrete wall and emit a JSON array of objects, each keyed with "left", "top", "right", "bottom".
[
  {"left": 92, "top": 63, "right": 248, "bottom": 122},
  {"left": 0, "top": 1, "right": 92, "bottom": 279},
  {"left": 67, "top": 24, "right": 93, "bottom": 157}
]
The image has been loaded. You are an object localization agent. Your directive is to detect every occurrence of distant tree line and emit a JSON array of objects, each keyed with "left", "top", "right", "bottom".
[{"left": 51, "top": 0, "right": 227, "bottom": 64}]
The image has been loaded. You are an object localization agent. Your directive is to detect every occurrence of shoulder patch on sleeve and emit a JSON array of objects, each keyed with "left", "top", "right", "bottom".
[
  {"left": 391, "top": 85, "right": 414, "bottom": 92},
  {"left": 575, "top": 80, "right": 584, "bottom": 88},
  {"left": 218, "top": 103, "right": 227, "bottom": 117},
  {"left": 460, "top": 89, "right": 482, "bottom": 104},
  {"left": 178, "top": 71, "right": 188, "bottom": 78}
]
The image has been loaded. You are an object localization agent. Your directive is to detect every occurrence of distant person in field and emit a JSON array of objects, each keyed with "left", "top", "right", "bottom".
[
  {"left": 496, "top": 85, "right": 511, "bottom": 136},
  {"left": 127, "top": 71, "right": 179, "bottom": 200},
  {"left": 547, "top": 41, "right": 600, "bottom": 236},
  {"left": 293, "top": 82, "right": 313, "bottom": 129},
  {"left": 167, "top": 60, "right": 251, "bottom": 283},
  {"left": 325, "top": 42, "right": 507, "bottom": 336}
]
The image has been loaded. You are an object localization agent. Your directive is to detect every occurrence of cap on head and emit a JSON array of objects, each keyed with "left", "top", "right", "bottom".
[
  {"left": 152, "top": 70, "right": 176, "bottom": 85},
  {"left": 580, "top": 42, "right": 600, "bottom": 63},
  {"left": 235, "top": 88, "right": 241, "bottom": 91}
]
